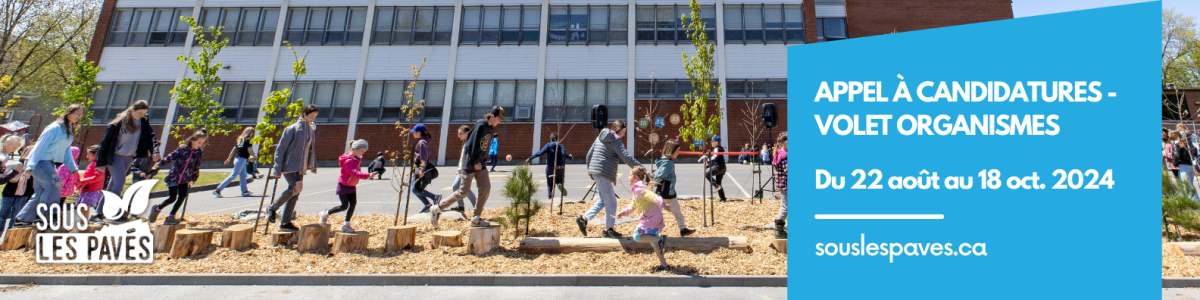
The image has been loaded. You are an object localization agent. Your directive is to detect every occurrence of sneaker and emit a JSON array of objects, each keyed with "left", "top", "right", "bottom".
[
  {"left": 11, "top": 220, "right": 31, "bottom": 228},
  {"left": 433, "top": 194, "right": 443, "bottom": 205},
  {"left": 341, "top": 222, "right": 354, "bottom": 233},
  {"left": 429, "top": 206, "right": 442, "bottom": 229},
  {"left": 469, "top": 216, "right": 490, "bottom": 227},
  {"left": 147, "top": 205, "right": 162, "bottom": 223},
  {"left": 575, "top": 216, "right": 588, "bottom": 236},
  {"left": 419, "top": 205, "right": 431, "bottom": 214},
  {"left": 450, "top": 206, "right": 465, "bottom": 213},
  {"left": 241, "top": 192, "right": 256, "bottom": 197},
  {"left": 212, "top": 190, "right": 223, "bottom": 198},
  {"left": 774, "top": 219, "right": 787, "bottom": 239},
  {"left": 267, "top": 209, "right": 277, "bottom": 224},
  {"left": 163, "top": 215, "right": 179, "bottom": 225},
  {"left": 679, "top": 228, "right": 696, "bottom": 237},
  {"left": 279, "top": 222, "right": 299, "bottom": 231},
  {"left": 651, "top": 265, "right": 671, "bottom": 272},
  {"left": 602, "top": 228, "right": 623, "bottom": 239},
  {"left": 557, "top": 183, "right": 568, "bottom": 197},
  {"left": 318, "top": 210, "right": 330, "bottom": 226}
]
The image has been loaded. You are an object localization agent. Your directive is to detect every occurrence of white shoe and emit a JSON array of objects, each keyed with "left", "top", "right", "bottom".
[
  {"left": 429, "top": 206, "right": 441, "bottom": 229},
  {"left": 318, "top": 210, "right": 330, "bottom": 226},
  {"left": 341, "top": 222, "right": 354, "bottom": 232},
  {"left": 470, "top": 216, "right": 490, "bottom": 227}
]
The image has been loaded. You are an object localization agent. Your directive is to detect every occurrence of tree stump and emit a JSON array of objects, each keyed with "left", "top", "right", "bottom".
[
  {"left": 219, "top": 224, "right": 254, "bottom": 251},
  {"left": 1, "top": 227, "right": 32, "bottom": 251},
  {"left": 771, "top": 239, "right": 787, "bottom": 254},
  {"left": 431, "top": 231, "right": 463, "bottom": 249},
  {"left": 467, "top": 225, "right": 500, "bottom": 255},
  {"left": 270, "top": 231, "right": 297, "bottom": 247},
  {"left": 296, "top": 224, "right": 330, "bottom": 253},
  {"left": 168, "top": 229, "right": 214, "bottom": 259},
  {"left": 332, "top": 231, "right": 370, "bottom": 254},
  {"left": 384, "top": 225, "right": 418, "bottom": 252},
  {"left": 153, "top": 223, "right": 187, "bottom": 253}
]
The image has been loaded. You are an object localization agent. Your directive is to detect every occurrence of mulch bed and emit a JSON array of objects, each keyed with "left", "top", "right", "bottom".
[{"left": 1, "top": 197, "right": 787, "bottom": 275}]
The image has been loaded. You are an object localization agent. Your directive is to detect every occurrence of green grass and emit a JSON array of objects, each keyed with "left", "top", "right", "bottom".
[{"left": 122, "top": 172, "right": 230, "bottom": 193}]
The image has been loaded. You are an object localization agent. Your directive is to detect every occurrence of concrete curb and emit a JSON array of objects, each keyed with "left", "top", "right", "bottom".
[
  {"left": 0, "top": 274, "right": 786, "bottom": 287},
  {"left": 1165, "top": 277, "right": 1200, "bottom": 288}
]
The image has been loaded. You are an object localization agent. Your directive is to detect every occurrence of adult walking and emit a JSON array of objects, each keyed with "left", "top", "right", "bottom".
[
  {"left": 430, "top": 107, "right": 504, "bottom": 228},
  {"left": 526, "top": 132, "right": 572, "bottom": 199},
  {"left": 266, "top": 105, "right": 319, "bottom": 231},
  {"left": 15, "top": 105, "right": 83, "bottom": 226},
  {"left": 575, "top": 120, "right": 643, "bottom": 238},
  {"left": 214, "top": 127, "right": 256, "bottom": 198},
  {"left": 95, "top": 100, "right": 160, "bottom": 220}
]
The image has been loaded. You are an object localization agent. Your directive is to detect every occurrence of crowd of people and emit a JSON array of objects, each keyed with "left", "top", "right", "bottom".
[{"left": 0, "top": 101, "right": 789, "bottom": 271}]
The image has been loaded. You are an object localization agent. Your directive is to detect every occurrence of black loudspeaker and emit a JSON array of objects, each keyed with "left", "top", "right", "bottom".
[
  {"left": 762, "top": 103, "right": 778, "bottom": 128},
  {"left": 591, "top": 104, "right": 608, "bottom": 129}
]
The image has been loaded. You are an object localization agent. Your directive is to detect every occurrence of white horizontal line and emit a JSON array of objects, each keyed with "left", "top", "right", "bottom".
[{"left": 814, "top": 214, "right": 944, "bottom": 220}]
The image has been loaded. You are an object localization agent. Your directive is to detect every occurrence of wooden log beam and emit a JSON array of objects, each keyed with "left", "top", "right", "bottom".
[{"left": 518, "top": 236, "right": 751, "bottom": 254}]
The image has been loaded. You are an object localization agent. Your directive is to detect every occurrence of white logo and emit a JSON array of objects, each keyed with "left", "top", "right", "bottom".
[{"left": 33, "top": 180, "right": 157, "bottom": 264}]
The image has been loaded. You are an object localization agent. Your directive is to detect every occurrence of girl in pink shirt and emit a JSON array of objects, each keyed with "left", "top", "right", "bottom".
[
  {"left": 618, "top": 165, "right": 670, "bottom": 272},
  {"left": 319, "top": 139, "right": 371, "bottom": 232}
]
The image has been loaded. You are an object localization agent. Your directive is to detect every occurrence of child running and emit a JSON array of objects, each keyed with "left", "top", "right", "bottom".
[
  {"left": 772, "top": 133, "right": 787, "bottom": 238},
  {"left": 617, "top": 165, "right": 671, "bottom": 272},
  {"left": 319, "top": 139, "right": 371, "bottom": 232},
  {"left": 149, "top": 130, "right": 208, "bottom": 225},
  {"left": 77, "top": 145, "right": 105, "bottom": 220},
  {"left": 57, "top": 146, "right": 80, "bottom": 205},
  {"left": 653, "top": 139, "right": 695, "bottom": 237}
]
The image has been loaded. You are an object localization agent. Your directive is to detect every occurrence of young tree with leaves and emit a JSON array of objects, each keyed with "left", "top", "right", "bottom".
[
  {"left": 253, "top": 42, "right": 308, "bottom": 165},
  {"left": 0, "top": 0, "right": 100, "bottom": 107},
  {"left": 167, "top": 16, "right": 238, "bottom": 141},
  {"left": 677, "top": 0, "right": 723, "bottom": 150},
  {"left": 56, "top": 58, "right": 101, "bottom": 145},
  {"left": 391, "top": 57, "right": 428, "bottom": 226}
]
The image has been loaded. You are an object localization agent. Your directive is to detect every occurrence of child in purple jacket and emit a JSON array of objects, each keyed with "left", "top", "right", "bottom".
[{"left": 149, "top": 131, "right": 207, "bottom": 225}]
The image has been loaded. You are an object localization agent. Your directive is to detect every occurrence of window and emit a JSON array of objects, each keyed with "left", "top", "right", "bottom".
[
  {"left": 284, "top": 7, "right": 367, "bottom": 46},
  {"left": 461, "top": 6, "right": 540, "bottom": 45},
  {"left": 726, "top": 79, "right": 787, "bottom": 98},
  {"left": 273, "top": 81, "right": 355, "bottom": 123},
  {"left": 635, "top": 79, "right": 719, "bottom": 100},
  {"left": 816, "top": 18, "right": 847, "bottom": 42},
  {"left": 211, "top": 82, "right": 265, "bottom": 124},
  {"left": 197, "top": 8, "right": 279, "bottom": 46},
  {"left": 452, "top": 80, "right": 536, "bottom": 122},
  {"left": 636, "top": 5, "right": 713, "bottom": 44},
  {"left": 544, "top": 79, "right": 626, "bottom": 122},
  {"left": 724, "top": 4, "right": 803, "bottom": 44},
  {"left": 373, "top": 6, "right": 453, "bottom": 45},
  {"left": 547, "top": 5, "right": 626, "bottom": 45},
  {"left": 359, "top": 80, "right": 446, "bottom": 123},
  {"left": 106, "top": 8, "right": 192, "bottom": 47},
  {"left": 90, "top": 82, "right": 175, "bottom": 124}
]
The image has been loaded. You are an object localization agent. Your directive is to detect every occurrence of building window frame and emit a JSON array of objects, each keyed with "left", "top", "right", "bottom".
[
  {"left": 198, "top": 7, "right": 280, "bottom": 46},
  {"left": 90, "top": 82, "right": 176, "bottom": 125},
  {"left": 272, "top": 81, "right": 355, "bottom": 124},
  {"left": 452, "top": 80, "right": 537, "bottom": 122},
  {"left": 459, "top": 5, "right": 541, "bottom": 46},
  {"left": 543, "top": 79, "right": 627, "bottom": 122},
  {"left": 815, "top": 17, "right": 847, "bottom": 42},
  {"left": 372, "top": 6, "right": 454, "bottom": 45},
  {"left": 723, "top": 4, "right": 804, "bottom": 45},
  {"left": 547, "top": 5, "right": 627, "bottom": 46},
  {"left": 635, "top": 4, "right": 714, "bottom": 45},
  {"left": 358, "top": 80, "right": 446, "bottom": 123},
  {"left": 284, "top": 7, "right": 368, "bottom": 46},
  {"left": 105, "top": 8, "right": 193, "bottom": 47}
]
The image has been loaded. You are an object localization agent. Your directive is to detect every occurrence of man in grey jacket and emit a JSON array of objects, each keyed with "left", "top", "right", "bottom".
[
  {"left": 267, "top": 105, "right": 319, "bottom": 231},
  {"left": 575, "top": 120, "right": 643, "bottom": 238}
]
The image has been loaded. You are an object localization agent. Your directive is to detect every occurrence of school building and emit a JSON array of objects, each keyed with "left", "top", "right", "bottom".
[{"left": 81, "top": 0, "right": 1013, "bottom": 165}]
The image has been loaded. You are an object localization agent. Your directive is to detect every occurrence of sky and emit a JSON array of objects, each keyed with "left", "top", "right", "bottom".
[{"left": 1012, "top": 0, "right": 1198, "bottom": 18}]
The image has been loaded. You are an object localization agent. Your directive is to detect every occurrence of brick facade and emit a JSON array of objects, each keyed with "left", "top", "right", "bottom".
[{"left": 845, "top": 0, "right": 1013, "bottom": 38}]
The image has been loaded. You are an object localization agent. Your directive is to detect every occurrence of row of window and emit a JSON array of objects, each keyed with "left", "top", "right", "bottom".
[
  {"left": 90, "top": 79, "right": 784, "bottom": 125},
  {"left": 107, "top": 5, "right": 842, "bottom": 47}
]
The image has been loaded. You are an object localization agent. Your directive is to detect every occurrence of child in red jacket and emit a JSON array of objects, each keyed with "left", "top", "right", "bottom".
[
  {"left": 77, "top": 145, "right": 105, "bottom": 220},
  {"left": 319, "top": 139, "right": 371, "bottom": 232}
]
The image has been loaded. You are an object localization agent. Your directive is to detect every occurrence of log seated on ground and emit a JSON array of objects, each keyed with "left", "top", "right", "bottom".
[
  {"left": 467, "top": 225, "right": 500, "bottom": 255},
  {"left": 270, "top": 231, "right": 297, "bottom": 247},
  {"left": 384, "top": 225, "right": 418, "bottom": 252},
  {"left": 332, "top": 231, "right": 370, "bottom": 254},
  {"left": 0, "top": 226, "right": 32, "bottom": 251},
  {"left": 518, "top": 236, "right": 751, "bottom": 254},
  {"left": 296, "top": 224, "right": 330, "bottom": 252},
  {"left": 153, "top": 223, "right": 188, "bottom": 253},
  {"left": 431, "top": 231, "right": 464, "bottom": 249},
  {"left": 1167, "top": 242, "right": 1200, "bottom": 256},
  {"left": 219, "top": 224, "right": 254, "bottom": 251},
  {"left": 771, "top": 239, "right": 787, "bottom": 254},
  {"left": 169, "top": 229, "right": 214, "bottom": 259}
]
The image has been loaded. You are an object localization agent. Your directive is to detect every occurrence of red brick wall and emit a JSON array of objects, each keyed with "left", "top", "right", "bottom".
[
  {"left": 845, "top": 0, "right": 1013, "bottom": 38},
  {"left": 726, "top": 99, "right": 788, "bottom": 151},
  {"left": 628, "top": 99, "right": 785, "bottom": 160},
  {"left": 444, "top": 122, "right": 533, "bottom": 167},
  {"left": 540, "top": 123, "right": 598, "bottom": 164},
  {"left": 85, "top": 0, "right": 118, "bottom": 63},
  {"left": 353, "top": 123, "right": 442, "bottom": 166}
]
